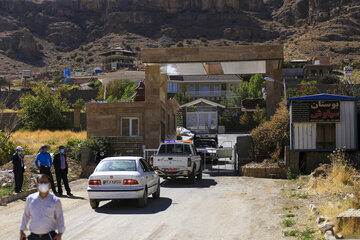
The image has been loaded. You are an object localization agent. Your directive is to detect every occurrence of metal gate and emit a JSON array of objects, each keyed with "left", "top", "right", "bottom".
[{"left": 186, "top": 112, "right": 217, "bottom": 132}]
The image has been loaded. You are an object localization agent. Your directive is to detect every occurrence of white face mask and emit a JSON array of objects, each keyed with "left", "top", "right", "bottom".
[
  {"left": 60, "top": 149, "right": 65, "bottom": 153},
  {"left": 38, "top": 183, "right": 49, "bottom": 193}
]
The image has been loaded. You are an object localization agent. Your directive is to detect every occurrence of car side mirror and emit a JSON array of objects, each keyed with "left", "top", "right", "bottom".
[{"left": 219, "top": 146, "right": 223, "bottom": 148}]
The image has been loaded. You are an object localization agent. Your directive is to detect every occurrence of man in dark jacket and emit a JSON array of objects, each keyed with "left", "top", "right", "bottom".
[
  {"left": 94, "top": 148, "right": 106, "bottom": 165},
  {"left": 53, "top": 146, "right": 72, "bottom": 196},
  {"left": 12, "top": 146, "right": 25, "bottom": 193}
]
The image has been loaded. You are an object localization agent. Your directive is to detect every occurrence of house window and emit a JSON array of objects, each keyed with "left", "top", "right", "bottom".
[
  {"left": 121, "top": 118, "right": 139, "bottom": 137},
  {"left": 167, "top": 83, "right": 178, "bottom": 93},
  {"left": 316, "top": 123, "right": 336, "bottom": 149}
]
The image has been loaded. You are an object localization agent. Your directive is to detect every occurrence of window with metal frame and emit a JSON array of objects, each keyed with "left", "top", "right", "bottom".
[{"left": 121, "top": 117, "right": 139, "bottom": 137}]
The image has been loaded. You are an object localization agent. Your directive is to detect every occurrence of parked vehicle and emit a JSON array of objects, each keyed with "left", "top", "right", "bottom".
[
  {"left": 193, "top": 134, "right": 219, "bottom": 165},
  {"left": 87, "top": 157, "right": 160, "bottom": 209},
  {"left": 150, "top": 142, "right": 202, "bottom": 183}
]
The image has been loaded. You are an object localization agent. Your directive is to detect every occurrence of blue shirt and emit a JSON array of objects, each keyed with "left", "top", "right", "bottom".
[{"left": 35, "top": 152, "right": 52, "bottom": 168}]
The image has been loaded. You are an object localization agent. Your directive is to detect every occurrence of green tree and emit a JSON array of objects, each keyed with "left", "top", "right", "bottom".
[
  {"left": 174, "top": 93, "right": 192, "bottom": 105},
  {"left": 248, "top": 74, "right": 265, "bottom": 98},
  {"left": 0, "top": 132, "right": 16, "bottom": 165},
  {"left": 19, "top": 84, "right": 70, "bottom": 130},
  {"left": 73, "top": 98, "right": 85, "bottom": 110},
  {"left": 239, "top": 111, "right": 251, "bottom": 126},
  {"left": 98, "top": 79, "right": 137, "bottom": 102},
  {"left": 252, "top": 104, "right": 266, "bottom": 126}
]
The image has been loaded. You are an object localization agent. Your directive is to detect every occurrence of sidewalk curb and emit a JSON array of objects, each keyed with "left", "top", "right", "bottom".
[{"left": 0, "top": 188, "right": 37, "bottom": 205}]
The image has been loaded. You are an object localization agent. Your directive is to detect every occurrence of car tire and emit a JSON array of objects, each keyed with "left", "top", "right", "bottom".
[
  {"left": 153, "top": 182, "right": 160, "bottom": 199},
  {"left": 189, "top": 167, "right": 196, "bottom": 184},
  {"left": 89, "top": 200, "right": 99, "bottom": 209},
  {"left": 138, "top": 188, "right": 148, "bottom": 208}
]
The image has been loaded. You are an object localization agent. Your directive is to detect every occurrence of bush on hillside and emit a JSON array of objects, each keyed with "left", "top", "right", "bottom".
[
  {"left": 251, "top": 102, "right": 290, "bottom": 158},
  {"left": 70, "top": 137, "right": 111, "bottom": 163},
  {"left": 0, "top": 133, "right": 16, "bottom": 165}
]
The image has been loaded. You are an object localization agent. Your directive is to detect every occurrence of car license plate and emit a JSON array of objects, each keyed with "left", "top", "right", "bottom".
[
  {"left": 165, "top": 169, "right": 178, "bottom": 173},
  {"left": 103, "top": 180, "right": 122, "bottom": 185}
]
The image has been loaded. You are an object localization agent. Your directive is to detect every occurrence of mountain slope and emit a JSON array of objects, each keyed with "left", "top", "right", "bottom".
[{"left": 0, "top": 0, "right": 359, "bottom": 80}]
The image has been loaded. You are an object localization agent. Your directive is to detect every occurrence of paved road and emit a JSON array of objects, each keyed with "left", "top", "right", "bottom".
[{"left": 0, "top": 172, "right": 286, "bottom": 240}]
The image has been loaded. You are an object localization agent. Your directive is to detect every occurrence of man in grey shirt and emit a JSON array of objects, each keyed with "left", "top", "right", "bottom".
[{"left": 20, "top": 174, "right": 65, "bottom": 240}]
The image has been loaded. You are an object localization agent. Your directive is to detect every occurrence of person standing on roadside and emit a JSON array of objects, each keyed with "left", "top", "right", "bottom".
[
  {"left": 53, "top": 146, "right": 72, "bottom": 197},
  {"left": 19, "top": 174, "right": 65, "bottom": 240},
  {"left": 35, "top": 145, "right": 57, "bottom": 194},
  {"left": 94, "top": 148, "right": 106, "bottom": 165},
  {"left": 12, "top": 146, "right": 25, "bottom": 193}
]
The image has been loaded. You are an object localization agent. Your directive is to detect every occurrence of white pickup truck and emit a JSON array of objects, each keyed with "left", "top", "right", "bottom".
[{"left": 150, "top": 142, "right": 202, "bottom": 183}]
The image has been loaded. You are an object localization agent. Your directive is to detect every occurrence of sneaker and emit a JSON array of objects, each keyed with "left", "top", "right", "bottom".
[{"left": 67, "top": 193, "right": 73, "bottom": 196}]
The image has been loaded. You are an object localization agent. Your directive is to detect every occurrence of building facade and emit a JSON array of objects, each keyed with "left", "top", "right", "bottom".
[{"left": 100, "top": 47, "right": 136, "bottom": 71}]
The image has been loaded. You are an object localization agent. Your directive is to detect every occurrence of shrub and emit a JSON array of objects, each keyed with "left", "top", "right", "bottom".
[
  {"left": 56, "top": 56, "right": 62, "bottom": 60},
  {"left": 74, "top": 55, "right": 83, "bottom": 62},
  {"left": 319, "top": 75, "right": 339, "bottom": 84},
  {"left": 73, "top": 98, "right": 85, "bottom": 110},
  {"left": 0, "top": 133, "right": 16, "bottom": 165},
  {"left": 176, "top": 41, "right": 184, "bottom": 47},
  {"left": 281, "top": 219, "right": 295, "bottom": 227},
  {"left": 70, "top": 137, "right": 111, "bottom": 163},
  {"left": 65, "top": 138, "right": 82, "bottom": 148},
  {"left": 251, "top": 102, "right": 290, "bottom": 158},
  {"left": 87, "top": 52, "right": 93, "bottom": 57}
]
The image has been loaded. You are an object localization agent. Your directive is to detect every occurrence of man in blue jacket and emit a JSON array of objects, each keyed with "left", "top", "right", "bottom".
[
  {"left": 12, "top": 146, "right": 25, "bottom": 193},
  {"left": 35, "top": 145, "right": 57, "bottom": 194}
]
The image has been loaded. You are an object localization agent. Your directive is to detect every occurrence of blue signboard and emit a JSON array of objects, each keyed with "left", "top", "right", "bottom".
[{"left": 64, "top": 69, "right": 71, "bottom": 77}]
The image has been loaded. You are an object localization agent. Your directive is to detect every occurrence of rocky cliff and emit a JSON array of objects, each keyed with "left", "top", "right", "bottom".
[{"left": 0, "top": 0, "right": 359, "bottom": 76}]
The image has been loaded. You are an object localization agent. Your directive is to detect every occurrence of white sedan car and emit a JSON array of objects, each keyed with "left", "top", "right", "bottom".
[{"left": 87, "top": 157, "right": 160, "bottom": 209}]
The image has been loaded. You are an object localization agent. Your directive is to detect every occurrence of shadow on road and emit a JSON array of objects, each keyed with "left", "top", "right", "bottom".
[
  {"left": 205, "top": 168, "right": 237, "bottom": 177},
  {"left": 161, "top": 178, "right": 217, "bottom": 188},
  {"left": 95, "top": 197, "right": 172, "bottom": 214}
]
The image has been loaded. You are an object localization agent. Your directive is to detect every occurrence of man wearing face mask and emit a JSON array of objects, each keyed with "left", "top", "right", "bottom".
[
  {"left": 53, "top": 146, "right": 72, "bottom": 196},
  {"left": 20, "top": 174, "right": 64, "bottom": 240},
  {"left": 12, "top": 146, "right": 25, "bottom": 193},
  {"left": 35, "top": 145, "right": 57, "bottom": 195},
  {"left": 94, "top": 148, "right": 106, "bottom": 165}
]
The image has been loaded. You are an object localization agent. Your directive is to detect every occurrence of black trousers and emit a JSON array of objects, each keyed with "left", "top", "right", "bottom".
[
  {"left": 28, "top": 231, "right": 57, "bottom": 240},
  {"left": 39, "top": 166, "right": 57, "bottom": 194},
  {"left": 56, "top": 169, "right": 71, "bottom": 195},
  {"left": 14, "top": 171, "right": 23, "bottom": 192}
]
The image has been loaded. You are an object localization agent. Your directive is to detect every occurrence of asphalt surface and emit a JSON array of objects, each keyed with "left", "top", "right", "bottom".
[{"left": 0, "top": 164, "right": 286, "bottom": 240}]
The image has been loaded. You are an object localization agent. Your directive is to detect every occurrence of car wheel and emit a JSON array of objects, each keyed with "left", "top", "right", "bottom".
[
  {"left": 138, "top": 188, "right": 148, "bottom": 208},
  {"left": 89, "top": 200, "right": 99, "bottom": 209},
  {"left": 196, "top": 169, "right": 202, "bottom": 180},
  {"left": 189, "top": 167, "right": 196, "bottom": 184},
  {"left": 153, "top": 182, "right": 160, "bottom": 199}
]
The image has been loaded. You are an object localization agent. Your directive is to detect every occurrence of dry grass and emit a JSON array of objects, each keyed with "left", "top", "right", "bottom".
[
  {"left": 11, "top": 130, "right": 86, "bottom": 154},
  {"left": 307, "top": 149, "right": 360, "bottom": 237}
]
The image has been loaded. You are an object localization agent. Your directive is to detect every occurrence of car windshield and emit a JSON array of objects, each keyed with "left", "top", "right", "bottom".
[
  {"left": 96, "top": 160, "right": 137, "bottom": 172},
  {"left": 195, "top": 140, "right": 217, "bottom": 148},
  {"left": 158, "top": 144, "right": 192, "bottom": 155}
]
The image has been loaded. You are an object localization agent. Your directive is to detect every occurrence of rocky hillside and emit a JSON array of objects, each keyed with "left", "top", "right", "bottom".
[{"left": 0, "top": 0, "right": 359, "bottom": 79}]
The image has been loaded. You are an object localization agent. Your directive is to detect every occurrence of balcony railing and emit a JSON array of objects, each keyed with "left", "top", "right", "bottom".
[{"left": 185, "top": 90, "right": 231, "bottom": 97}]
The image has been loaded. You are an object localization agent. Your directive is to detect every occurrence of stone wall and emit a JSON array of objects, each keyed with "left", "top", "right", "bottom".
[{"left": 240, "top": 166, "right": 286, "bottom": 179}]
